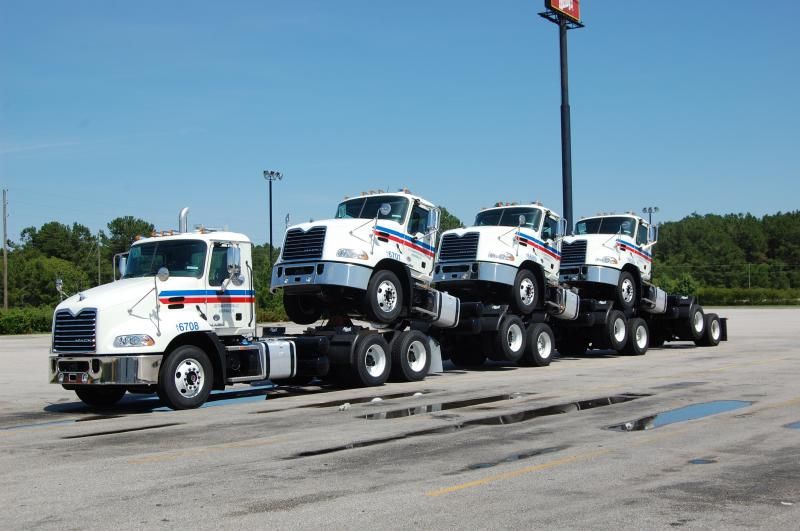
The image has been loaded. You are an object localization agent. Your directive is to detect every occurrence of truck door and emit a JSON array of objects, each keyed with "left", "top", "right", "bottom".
[
  {"left": 406, "top": 203, "right": 436, "bottom": 277},
  {"left": 634, "top": 221, "right": 653, "bottom": 280},
  {"left": 540, "top": 214, "right": 562, "bottom": 281},
  {"left": 206, "top": 242, "right": 251, "bottom": 331}
]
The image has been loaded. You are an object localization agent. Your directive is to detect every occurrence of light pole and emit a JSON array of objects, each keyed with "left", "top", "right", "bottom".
[
  {"left": 263, "top": 170, "right": 283, "bottom": 269},
  {"left": 642, "top": 206, "right": 660, "bottom": 225}
]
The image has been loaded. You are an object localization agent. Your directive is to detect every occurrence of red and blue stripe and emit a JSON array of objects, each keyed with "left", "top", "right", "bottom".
[
  {"left": 374, "top": 225, "right": 436, "bottom": 258},
  {"left": 616, "top": 240, "right": 653, "bottom": 262},
  {"left": 158, "top": 289, "right": 255, "bottom": 304},
  {"left": 514, "top": 231, "right": 561, "bottom": 260}
]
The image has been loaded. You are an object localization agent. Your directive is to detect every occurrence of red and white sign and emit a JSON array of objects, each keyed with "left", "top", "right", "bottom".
[{"left": 546, "top": 0, "right": 581, "bottom": 23}]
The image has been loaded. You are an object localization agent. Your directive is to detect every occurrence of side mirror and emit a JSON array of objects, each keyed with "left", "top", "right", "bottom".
[
  {"left": 427, "top": 209, "right": 440, "bottom": 233},
  {"left": 518, "top": 214, "right": 526, "bottom": 227},
  {"left": 227, "top": 246, "right": 241, "bottom": 274},
  {"left": 118, "top": 256, "right": 127, "bottom": 279},
  {"left": 55, "top": 278, "right": 64, "bottom": 294},
  {"left": 649, "top": 225, "right": 659, "bottom": 243},
  {"left": 379, "top": 203, "right": 392, "bottom": 217},
  {"left": 157, "top": 267, "right": 170, "bottom": 282}
]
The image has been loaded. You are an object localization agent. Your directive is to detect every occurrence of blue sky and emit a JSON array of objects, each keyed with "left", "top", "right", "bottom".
[{"left": 1, "top": 1, "right": 798, "bottom": 245}]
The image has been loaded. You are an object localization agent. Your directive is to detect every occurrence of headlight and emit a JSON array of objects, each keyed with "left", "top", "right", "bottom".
[
  {"left": 336, "top": 248, "right": 369, "bottom": 260},
  {"left": 114, "top": 334, "right": 155, "bottom": 347},
  {"left": 595, "top": 256, "right": 619, "bottom": 265},
  {"left": 488, "top": 251, "right": 515, "bottom": 262}
]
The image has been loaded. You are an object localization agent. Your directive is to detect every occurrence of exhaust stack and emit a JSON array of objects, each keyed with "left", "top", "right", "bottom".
[{"left": 179, "top": 207, "right": 190, "bottom": 233}]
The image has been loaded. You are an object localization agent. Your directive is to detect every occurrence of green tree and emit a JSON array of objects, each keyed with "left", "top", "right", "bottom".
[
  {"left": 107, "top": 216, "right": 155, "bottom": 256},
  {"left": 7, "top": 251, "right": 90, "bottom": 307},
  {"left": 439, "top": 207, "right": 464, "bottom": 232}
]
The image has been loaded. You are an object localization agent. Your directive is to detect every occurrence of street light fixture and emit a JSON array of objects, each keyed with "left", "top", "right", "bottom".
[
  {"left": 642, "top": 206, "right": 659, "bottom": 225},
  {"left": 263, "top": 170, "right": 283, "bottom": 269}
]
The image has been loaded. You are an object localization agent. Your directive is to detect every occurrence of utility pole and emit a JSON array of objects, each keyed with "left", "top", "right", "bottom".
[
  {"left": 2, "top": 189, "right": 7, "bottom": 310},
  {"left": 263, "top": 170, "right": 283, "bottom": 269},
  {"left": 540, "top": 1, "right": 584, "bottom": 233},
  {"left": 97, "top": 234, "right": 101, "bottom": 285}
]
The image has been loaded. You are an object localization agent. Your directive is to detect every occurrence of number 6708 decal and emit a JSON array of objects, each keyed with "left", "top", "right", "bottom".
[{"left": 176, "top": 322, "right": 200, "bottom": 332}]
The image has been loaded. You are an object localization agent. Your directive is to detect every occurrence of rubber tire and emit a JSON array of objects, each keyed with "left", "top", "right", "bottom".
[
  {"left": 695, "top": 313, "right": 721, "bottom": 347},
  {"left": 520, "top": 323, "right": 555, "bottom": 367},
  {"left": 622, "top": 317, "right": 649, "bottom": 356},
  {"left": 606, "top": 309, "right": 628, "bottom": 352},
  {"left": 683, "top": 304, "right": 705, "bottom": 341},
  {"left": 284, "top": 294, "right": 323, "bottom": 325},
  {"left": 390, "top": 330, "right": 431, "bottom": 382},
  {"left": 616, "top": 271, "right": 637, "bottom": 312},
  {"left": 351, "top": 334, "right": 391, "bottom": 386},
  {"left": 557, "top": 335, "right": 589, "bottom": 356},
  {"left": 493, "top": 315, "right": 527, "bottom": 363},
  {"left": 510, "top": 269, "right": 540, "bottom": 315},
  {"left": 365, "top": 270, "right": 403, "bottom": 324},
  {"left": 449, "top": 336, "right": 486, "bottom": 368},
  {"left": 157, "top": 346, "right": 214, "bottom": 410},
  {"left": 75, "top": 387, "right": 126, "bottom": 408}
]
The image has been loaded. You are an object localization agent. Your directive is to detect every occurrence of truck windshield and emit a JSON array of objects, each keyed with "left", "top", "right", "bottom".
[
  {"left": 123, "top": 240, "right": 207, "bottom": 279},
  {"left": 335, "top": 196, "right": 410, "bottom": 224},
  {"left": 575, "top": 217, "right": 636, "bottom": 237},
  {"left": 474, "top": 208, "right": 542, "bottom": 231}
]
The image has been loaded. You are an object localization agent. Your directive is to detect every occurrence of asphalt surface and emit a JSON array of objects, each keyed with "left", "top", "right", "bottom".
[{"left": 1, "top": 308, "right": 799, "bottom": 530}]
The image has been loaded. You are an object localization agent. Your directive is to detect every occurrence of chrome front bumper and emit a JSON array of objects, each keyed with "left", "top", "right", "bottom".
[
  {"left": 270, "top": 261, "right": 372, "bottom": 292},
  {"left": 559, "top": 264, "right": 621, "bottom": 286},
  {"left": 433, "top": 261, "right": 517, "bottom": 286},
  {"left": 49, "top": 354, "right": 163, "bottom": 385}
]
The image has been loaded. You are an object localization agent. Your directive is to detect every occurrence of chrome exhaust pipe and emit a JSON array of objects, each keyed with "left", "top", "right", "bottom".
[{"left": 179, "top": 207, "right": 190, "bottom": 233}]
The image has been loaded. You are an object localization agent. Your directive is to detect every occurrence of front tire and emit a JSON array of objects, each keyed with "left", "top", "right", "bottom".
[
  {"left": 284, "top": 294, "right": 323, "bottom": 325},
  {"left": 616, "top": 271, "right": 637, "bottom": 312},
  {"left": 511, "top": 269, "right": 540, "bottom": 315},
  {"left": 157, "top": 346, "right": 213, "bottom": 410},
  {"left": 75, "top": 387, "right": 126, "bottom": 408},
  {"left": 366, "top": 270, "right": 403, "bottom": 324},
  {"left": 520, "top": 323, "right": 554, "bottom": 367},
  {"left": 390, "top": 330, "right": 431, "bottom": 382}
]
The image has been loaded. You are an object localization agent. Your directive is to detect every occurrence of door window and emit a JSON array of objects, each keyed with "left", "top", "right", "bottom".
[{"left": 208, "top": 244, "right": 229, "bottom": 286}]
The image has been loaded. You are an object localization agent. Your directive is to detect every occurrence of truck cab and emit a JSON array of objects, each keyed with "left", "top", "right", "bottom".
[
  {"left": 433, "top": 203, "right": 564, "bottom": 315},
  {"left": 559, "top": 213, "right": 657, "bottom": 311},
  {"left": 271, "top": 190, "right": 441, "bottom": 324},
  {"left": 49, "top": 223, "right": 258, "bottom": 409}
]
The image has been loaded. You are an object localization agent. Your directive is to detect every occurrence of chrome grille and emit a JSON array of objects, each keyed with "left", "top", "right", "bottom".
[
  {"left": 281, "top": 227, "right": 326, "bottom": 261},
  {"left": 559, "top": 240, "right": 588, "bottom": 269},
  {"left": 53, "top": 308, "right": 97, "bottom": 353},
  {"left": 438, "top": 232, "right": 479, "bottom": 262}
]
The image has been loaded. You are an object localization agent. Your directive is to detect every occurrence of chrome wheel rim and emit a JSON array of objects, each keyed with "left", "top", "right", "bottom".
[
  {"left": 364, "top": 344, "right": 387, "bottom": 378},
  {"left": 710, "top": 319, "right": 721, "bottom": 340},
  {"left": 635, "top": 324, "right": 648, "bottom": 349},
  {"left": 174, "top": 358, "right": 204, "bottom": 399},
  {"left": 376, "top": 280, "right": 398, "bottom": 314},
  {"left": 406, "top": 340, "right": 427, "bottom": 372},
  {"left": 507, "top": 323, "right": 524, "bottom": 352},
  {"left": 613, "top": 317, "right": 626, "bottom": 343},
  {"left": 519, "top": 277, "right": 536, "bottom": 306},
  {"left": 692, "top": 311, "right": 704, "bottom": 333},
  {"left": 621, "top": 278, "right": 635, "bottom": 304},
  {"left": 537, "top": 332, "right": 552, "bottom": 359}
]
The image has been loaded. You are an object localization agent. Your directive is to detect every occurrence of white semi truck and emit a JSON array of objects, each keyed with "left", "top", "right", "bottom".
[
  {"left": 271, "top": 190, "right": 441, "bottom": 325},
  {"left": 49, "top": 206, "right": 459, "bottom": 410}
]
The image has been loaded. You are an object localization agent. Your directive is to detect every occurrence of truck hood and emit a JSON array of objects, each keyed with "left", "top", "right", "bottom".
[{"left": 55, "top": 277, "right": 202, "bottom": 314}]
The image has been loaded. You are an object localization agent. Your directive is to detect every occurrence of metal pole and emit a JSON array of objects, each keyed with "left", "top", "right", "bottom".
[
  {"left": 2, "top": 189, "right": 7, "bottom": 310},
  {"left": 269, "top": 178, "right": 273, "bottom": 269},
  {"left": 559, "top": 17, "right": 574, "bottom": 233},
  {"left": 97, "top": 236, "right": 101, "bottom": 285}
]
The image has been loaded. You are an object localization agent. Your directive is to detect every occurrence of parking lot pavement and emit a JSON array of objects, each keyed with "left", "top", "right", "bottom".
[{"left": 1, "top": 308, "right": 799, "bottom": 529}]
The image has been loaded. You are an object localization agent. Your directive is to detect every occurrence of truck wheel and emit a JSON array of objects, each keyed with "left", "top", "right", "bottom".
[
  {"left": 520, "top": 323, "right": 554, "bottom": 367},
  {"left": 511, "top": 269, "right": 540, "bottom": 315},
  {"left": 75, "top": 387, "right": 126, "bottom": 408},
  {"left": 494, "top": 315, "right": 526, "bottom": 363},
  {"left": 680, "top": 304, "right": 705, "bottom": 341},
  {"left": 284, "top": 294, "right": 323, "bottom": 325},
  {"left": 366, "top": 270, "right": 403, "bottom": 324},
  {"left": 390, "top": 330, "right": 431, "bottom": 382},
  {"left": 606, "top": 309, "right": 628, "bottom": 351},
  {"left": 352, "top": 334, "right": 391, "bottom": 386},
  {"left": 449, "top": 336, "right": 486, "bottom": 368},
  {"left": 622, "top": 318, "right": 649, "bottom": 356},
  {"left": 157, "top": 346, "right": 213, "bottom": 410},
  {"left": 616, "top": 271, "right": 637, "bottom": 312},
  {"left": 695, "top": 313, "right": 721, "bottom": 347},
  {"left": 558, "top": 335, "right": 588, "bottom": 356}
]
